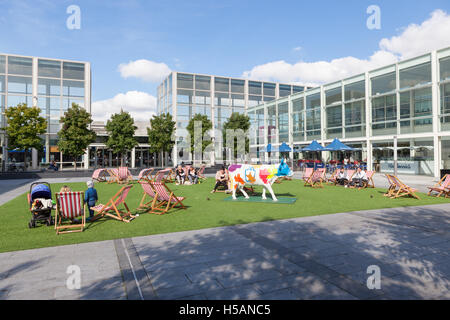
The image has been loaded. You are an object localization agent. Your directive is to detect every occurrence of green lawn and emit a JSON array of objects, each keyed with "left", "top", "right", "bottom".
[{"left": 0, "top": 178, "right": 449, "bottom": 253}]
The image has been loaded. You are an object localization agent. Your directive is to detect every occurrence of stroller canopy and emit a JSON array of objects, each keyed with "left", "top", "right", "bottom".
[{"left": 31, "top": 184, "right": 52, "bottom": 201}]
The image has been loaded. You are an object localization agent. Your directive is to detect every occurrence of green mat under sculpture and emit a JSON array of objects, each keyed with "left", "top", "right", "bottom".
[{"left": 223, "top": 196, "right": 297, "bottom": 204}]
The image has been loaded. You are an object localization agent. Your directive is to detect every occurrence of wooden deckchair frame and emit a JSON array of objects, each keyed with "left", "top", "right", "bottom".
[
  {"left": 92, "top": 168, "right": 109, "bottom": 182},
  {"left": 138, "top": 181, "right": 167, "bottom": 214},
  {"left": 358, "top": 171, "right": 375, "bottom": 190},
  {"left": 384, "top": 174, "right": 397, "bottom": 197},
  {"left": 137, "top": 168, "right": 155, "bottom": 183},
  {"left": 305, "top": 169, "right": 325, "bottom": 188},
  {"left": 388, "top": 175, "right": 420, "bottom": 200},
  {"left": 118, "top": 167, "right": 133, "bottom": 184},
  {"left": 91, "top": 185, "right": 136, "bottom": 222},
  {"left": 326, "top": 169, "right": 339, "bottom": 185},
  {"left": 197, "top": 165, "right": 207, "bottom": 182},
  {"left": 55, "top": 192, "right": 86, "bottom": 235},
  {"left": 150, "top": 182, "right": 187, "bottom": 214},
  {"left": 107, "top": 168, "right": 119, "bottom": 184},
  {"left": 302, "top": 168, "right": 314, "bottom": 182},
  {"left": 427, "top": 174, "right": 450, "bottom": 198}
]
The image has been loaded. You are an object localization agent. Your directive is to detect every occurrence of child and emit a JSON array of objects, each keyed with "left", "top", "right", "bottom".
[
  {"left": 59, "top": 185, "right": 72, "bottom": 193},
  {"left": 85, "top": 180, "right": 98, "bottom": 222}
]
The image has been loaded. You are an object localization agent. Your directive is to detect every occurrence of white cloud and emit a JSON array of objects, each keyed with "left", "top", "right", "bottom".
[
  {"left": 293, "top": 46, "right": 302, "bottom": 52},
  {"left": 92, "top": 91, "right": 156, "bottom": 122},
  {"left": 243, "top": 9, "right": 450, "bottom": 85},
  {"left": 118, "top": 59, "right": 171, "bottom": 82}
]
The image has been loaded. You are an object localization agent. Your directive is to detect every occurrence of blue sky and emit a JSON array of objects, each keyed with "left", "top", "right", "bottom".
[{"left": 1, "top": 0, "right": 450, "bottom": 120}]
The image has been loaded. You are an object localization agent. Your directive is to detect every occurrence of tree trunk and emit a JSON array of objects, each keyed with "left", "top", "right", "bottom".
[{"left": 74, "top": 155, "right": 77, "bottom": 171}]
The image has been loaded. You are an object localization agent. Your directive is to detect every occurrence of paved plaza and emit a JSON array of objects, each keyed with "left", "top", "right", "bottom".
[{"left": 0, "top": 201, "right": 449, "bottom": 300}]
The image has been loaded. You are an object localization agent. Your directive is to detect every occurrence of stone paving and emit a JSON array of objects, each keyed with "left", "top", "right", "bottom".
[{"left": 1, "top": 203, "right": 449, "bottom": 300}]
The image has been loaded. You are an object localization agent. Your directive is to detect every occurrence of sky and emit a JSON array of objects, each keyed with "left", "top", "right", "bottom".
[{"left": 1, "top": 0, "right": 450, "bottom": 121}]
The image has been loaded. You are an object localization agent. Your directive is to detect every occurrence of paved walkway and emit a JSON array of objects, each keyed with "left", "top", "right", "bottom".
[{"left": 1, "top": 204, "right": 449, "bottom": 300}]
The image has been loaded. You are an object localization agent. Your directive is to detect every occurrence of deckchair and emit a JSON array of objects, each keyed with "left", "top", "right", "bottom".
[
  {"left": 92, "top": 169, "right": 108, "bottom": 182},
  {"left": 197, "top": 165, "right": 207, "bottom": 182},
  {"left": 302, "top": 168, "right": 314, "bottom": 182},
  {"left": 55, "top": 192, "right": 86, "bottom": 235},
  {"left": 388, "top": 175, "right": 420, "bottom": 200},
  {"left": 154, "top": 168, "right": 171, "bottom": 183},
  {"left": 384, "top": 174, "right": 397, "bottom": 197},
  {"left": 427, "top": 174, "right": 450, "bottom": 198},
  {"left": 359, "top": 171, "right": 375, "bottom": 189},
  {"left": 118, "top": 167, "right": 133, "bottom": 184},
  {"left": 149, "top": 182, "right": 186, "bottom": 214},
  {"left": 138, "top": 181, "right": 167, "bottom": 214},
  {"left": 137, "top": 168, "right": 154, "bottom": 183},
  {"left": 326, "top": 169, "right": 339, "bottom": 185},
  {"left": 91, "top": 185, "right": 136, "bottom": 222},
  {"left": 305, "top": 168, "right": 325, "bottom": 188},
  {"left": 344, "top": 170, "right": 356, "bottom": 187},
  {"left": 107, "top": 168, "right": 119, "bottom": 184}
]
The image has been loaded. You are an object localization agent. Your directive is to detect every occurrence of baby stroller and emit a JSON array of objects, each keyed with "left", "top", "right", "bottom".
[{"left": 27, "top": 182, "right": 54, "bottom": 228}]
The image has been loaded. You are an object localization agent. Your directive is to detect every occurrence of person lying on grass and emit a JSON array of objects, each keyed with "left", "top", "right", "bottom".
[{"left": 85, "top": 180, "right": 98, "bottom": 222}]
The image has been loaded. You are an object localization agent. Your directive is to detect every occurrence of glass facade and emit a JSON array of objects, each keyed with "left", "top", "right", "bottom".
[
  {"left": 247, "top": 48, "right": 450, "bottom": 176},
  {"left": 0, "top": 54, "right": 89, "bottom": 170}
]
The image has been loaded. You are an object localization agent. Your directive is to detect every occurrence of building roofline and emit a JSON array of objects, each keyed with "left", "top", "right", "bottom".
[{"left": 0, "top": 52, "right": 90, "bottom": 64}]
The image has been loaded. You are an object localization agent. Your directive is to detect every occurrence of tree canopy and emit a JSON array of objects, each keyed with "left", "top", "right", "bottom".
[
  {"left": 57, "top": 103, "right": 96, "bottom": 169},
  {"left": 186, "top": 113, "right": 212, "bottom": 155},
  {"left": 222, "top": 112, "right": 251, "bottom": 159},
  {"left": 105, "top": 110, "right": 138, "bottom": 165}
]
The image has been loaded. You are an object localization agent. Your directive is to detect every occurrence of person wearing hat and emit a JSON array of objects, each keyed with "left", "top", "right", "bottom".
[{"left": 85, "top": 180, "right": 98, "bottom": 222}]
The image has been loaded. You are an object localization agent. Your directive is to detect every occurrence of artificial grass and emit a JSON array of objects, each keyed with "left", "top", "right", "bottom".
[{"left": 0, "top": 178, "right": 449, "bottom": 253}]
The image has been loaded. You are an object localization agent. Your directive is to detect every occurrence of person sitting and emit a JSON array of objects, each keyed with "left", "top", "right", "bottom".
[
  {"left": 48, "top": 160, "right": 59, "bottom": 171},
  {"left": 85, "top": 180, "right": 98, "bottom": 222},
  {"left": 59, "top": 185, "right": 72, "bottom": 193},
  {"left": 175, "top": 165, "right": 186, "bottom": 185},
  {"left": 336, "top": 168, "right": 348, "bottom": 186},
  {"left": 350, "top": 167, "right": 367, "bottom": 188},
  {"left": 188, "top": 167, "right": 199, "bottom": 185},
  {"left": 211, "top": 166, "right": 228, "bottom": 193}
]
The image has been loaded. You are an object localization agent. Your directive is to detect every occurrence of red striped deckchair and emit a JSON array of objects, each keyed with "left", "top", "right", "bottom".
[
  {"left": 388, "top": 175, "right": 420, "bottom": 200},
  {"left": 154, "top": 168, "right": 171, "bottom": 183},
  {"left": 197, "top": 165, "right": 206, "bottom": 182},
  {"left": 118, "top": 167, "right": 132, "bottom": 184},
  {"left": 359, "top": 171, "right": 375, "bottom": 189},
  {"left": 55, "top": 192, "right": 86, "bottom": 235},
  {"left": 305, "top": 168, "right": 325, "bottom": 188},
  {"left": 91, "top": 185, "right": 135, "bottom": 222},
  {"left": 138, "top": 168, "right": 155, "bottom": 182},
  {"left": 344, "top": 170, "right": 356, "bottom": 187},
  {"left": 327, "top": 169, "right": 339, "bottom": 185},
  {"left": 384, "top": 174, "right": 397, "bottom": 197},
  {"left": 149, "top": 182, "right": 186, "bottom": 214},
  {"left": 107, "top": 168, "right": 119, "bottom": 184},
  {"left": 302, "top": 167, "right": 314, "bottom": 182},
  {"left": 92, "top": 169, "right": 108, "bottom": 182},
  {"left": 427, "top": 174, "right": 450, "bottom": 198},
  {"left": 138, "top": 182, "right": 167, "bottom": 214}
]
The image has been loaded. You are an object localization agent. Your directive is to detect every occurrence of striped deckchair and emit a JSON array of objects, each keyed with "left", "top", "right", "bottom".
[
  {"left": 149, "top": 182, "right": 186, "bottom": 214},
  {"left": 197, "top": 165, "right": 206, "bottom": 182},
  {"left": 344, "top": 170, "right": 356, "bottom": 187},
  {"left": 384, "top": 174, "right": 397, "bottom": 197},
  {"left": 118, "top": 167, "right": 133, "bottom": 184},
  {"left": 91, "top": 185, "right": 135, "bottom": 222},
  {"left": 138, "top": 181, "right": 166, "bottom": 214},
  {"left": 138, "top": 168, "right": 154, "bottom": 182},
  {"left": 427, "top": 174, "right": 450, "bottom": 198},
  {"left": 302, "top": 168, "right": 314, "bottom": 182},
  {"left": 388, "top": 175, "right": 420, "bottom": 200},
  {"left": 305, "top": 168, "right": 326, "bottom": 188},
  {"left": 55, "top": 192, "right": 86, "bottom": 235},
  {"left": 154, "top": 168, "right": 172, "bottom": 183},
  {"left": 107, "top": 168, "right": 119, "bottom": 184},
  {"left": 326, "top": 169, "right": 339, "bottom": 185},
  {"left": 92, "top": 169, "right": 108, "bottom": 182},
  {"left": 359, "top": 171, "right": 375, "bottom": 189}
]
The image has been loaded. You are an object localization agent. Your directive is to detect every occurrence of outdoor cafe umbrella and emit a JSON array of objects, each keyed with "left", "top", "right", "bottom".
[
  {"left": 323, "top": 138, "right": 355, "bottom": 152},
  {"left": 300, "top": 140, "right": 326, "bottom": 152},
  {"left": 278, "top": 142, "right": 292, "bottom": 152}
]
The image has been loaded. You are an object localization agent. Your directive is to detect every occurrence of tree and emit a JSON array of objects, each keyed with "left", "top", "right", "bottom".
[
  {"left": 222, "top": 112, "right": 251, "bottom": 160},
  {"left": 2, "top": 103, "right": 47, "bottom": 169},
  {"left": 57, "top": 103, "right": 96, "bottom": 170},
  {"left": 147, "top": 113, "right": 176, "bottom": 167},
  {"left": 186, "top": 114, "right": 212, "bottom": 163},
  {"left": 105, "top": 110, "right": 138, "bottom": 166}
]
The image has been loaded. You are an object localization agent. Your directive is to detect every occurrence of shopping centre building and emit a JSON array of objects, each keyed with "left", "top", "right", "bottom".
[
  {"left": 0, "top": 53, "right": 91, "bottom": 170},
  {"left": 248, "top": 47, "right": 450, "bottom": 177},
  {"left": 157, "top": 72, "right": 312, "bottom": 166}
]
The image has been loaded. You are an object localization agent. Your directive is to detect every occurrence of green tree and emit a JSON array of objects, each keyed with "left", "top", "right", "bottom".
[
  {"left": 105, "top": 110, "right": 138, "bottom": 166},
  {"left": 147, "top": 113, "right": 176, "bottom": 167},
  {"left": 222, "top": 112, "right": 251, "bottom": 159},
  {"left": 2, "top": 103, "right": 47, "bottom": 169},
  {"left": 57, "top": 103, "right": 96, "bottom": 170},
  {"left": 186, "top": 114, "right": 212, "bottom": 163}
]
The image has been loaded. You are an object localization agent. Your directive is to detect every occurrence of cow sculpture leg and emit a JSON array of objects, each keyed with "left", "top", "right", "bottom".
[
  {"left": 232, "top": 184, "right": 250, "bottom": 200},
  {"left": 265, "top": 184, "right": 278, "bottom": 202}
]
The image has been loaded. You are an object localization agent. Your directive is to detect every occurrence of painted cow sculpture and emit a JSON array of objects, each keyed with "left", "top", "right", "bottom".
[{"left": 228, "top": 159, "right": 294, "bottom": 201}]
